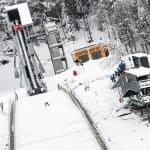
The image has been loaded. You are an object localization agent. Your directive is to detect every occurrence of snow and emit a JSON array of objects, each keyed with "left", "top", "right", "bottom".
[
  {"left": 15, "top": 91, "right": 100, "bottom": 150},
  {"left": 128, "top": 53, "right": 148, "bottom": 58},
  {"left": 45, "top": 22, "right": 57, "bottom": 32},
  {"left": 0, "top": 56, "right": 20, "bottom": 92},
  {"left": 34, "top": 43, "right": 55, "bottom": 77},
  {"left": 1, "top": 13, "right": 150, "bottom": 150},
  {"left": 0, "top": 92, "right": 17, "bottom": 150},
  {"left": 71, "top": 40, "right": 111, "bottom": 53},
  {"left": 125, "top": 67, "right": 150, "bottom": 77},
  {"left": 0, "top": 112, "right": 8, "bottom": 150},
  {"left": 59, "top": 58, "right": 150, "bottom": 150},
  {"left": 0, "top": 98, "right": 9, "bottom": 150}
]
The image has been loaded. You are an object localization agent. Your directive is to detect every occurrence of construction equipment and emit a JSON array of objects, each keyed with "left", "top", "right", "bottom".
[{"left": 5, "top": 3, "right": 47, "bottom": 96}]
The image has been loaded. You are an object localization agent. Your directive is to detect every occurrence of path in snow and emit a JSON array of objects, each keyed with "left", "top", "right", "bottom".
[
  {"left": 59, "top": 57, "right": 150, "bottom": 150},
  {"left": 15, "top": 90, "right": 101, "bottom": 150}
]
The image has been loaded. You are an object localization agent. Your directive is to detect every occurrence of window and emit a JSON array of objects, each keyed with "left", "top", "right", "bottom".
[
  {"left": 79, "top": 55, "right": 89, "bottom": 63},
  {"left": 140, "top": 57, "right": 149, "bottom": 68},
  {"left": 132, "top": 56, "right": 140, "bottom": 68},
  {"left": 7, "top": 9, "right": 20, "bottom": 22},
  {"left": 92, "top": 52, "right": 101, "bottom": 60},
  {"left": 138, "top": 75, "right": 147, "bottom": 81}
]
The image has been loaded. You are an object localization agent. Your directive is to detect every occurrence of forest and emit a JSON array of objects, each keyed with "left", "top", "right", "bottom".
[{"left": 1, "top": 0, "right": 150, "bottom": 54}]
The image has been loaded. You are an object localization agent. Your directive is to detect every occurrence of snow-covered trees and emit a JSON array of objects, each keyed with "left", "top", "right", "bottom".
[
  {"left": 95, "top": 0, "right": 150, "bottom": 54},
  {"left": 64, "top": 0, "right": 80, "bottom": 30},
  {"left": 1, "top": 0, "right": 150, "bottom": 53},
  {"left": 64, "top": 0, "right": 91, "bottom": 31}
]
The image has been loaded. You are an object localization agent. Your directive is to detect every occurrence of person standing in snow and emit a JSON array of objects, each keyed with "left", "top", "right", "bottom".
[
  {"left": 110, "top": 74, "right": 116, "bottom": 82},
  {"left": 74, "top": 59, "right": 80, "bottom": 66}
]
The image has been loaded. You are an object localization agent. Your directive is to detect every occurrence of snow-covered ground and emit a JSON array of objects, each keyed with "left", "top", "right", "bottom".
[
  {"left": 0, "top": 19, "right": 109, "bottom": 150},
  {"left": 11, "top": 53, "right": 150, "bottom": 150},
  {"left": 0, "top": 97, "right": 9, "bottom": 150},
  {"left": 15, "top": 90, "right": 100, "bottom": 150},
  {"left": 0, "top": 56, "right": 20, "bottom": 92},
  {"left": 1, "top": 14, "right": 150, "bottom": 150},
  {"left": 59, "top": 58, "right": 150, "bottom": 150}
]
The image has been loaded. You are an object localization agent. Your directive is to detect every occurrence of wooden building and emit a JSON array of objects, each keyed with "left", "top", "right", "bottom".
[{"left": 71, "top": 43, "right": 111, "bottom": 63}]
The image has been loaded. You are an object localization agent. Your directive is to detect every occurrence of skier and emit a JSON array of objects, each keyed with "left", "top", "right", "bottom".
[{"left": 45, "top": 101, "right": 50, "bottom": 107}]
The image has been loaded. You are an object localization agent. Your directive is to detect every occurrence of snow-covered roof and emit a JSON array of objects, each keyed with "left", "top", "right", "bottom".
[
  {"left": 122, "top": 53, "right": 148, "bottom": 60},
  {"left": 72, "top": 41, "right": 111, "bottom": 54},
  {"left": 0, "top": 0, "right": 7, "bottom": 4},
  {"left": 125, "top": 67, "right": 150, "bottom": 77},
  {"left": 45, "top": 22, "right": 57, "bottom": 32},
  {"left": 127, "top": 53, "right": 148, "bottom": 58},
  {"left": 120, "top": 53, "right": 149, "bottom": 70},
  {"left": 5, "top": 3, "right": 33, "bottom": 26}
]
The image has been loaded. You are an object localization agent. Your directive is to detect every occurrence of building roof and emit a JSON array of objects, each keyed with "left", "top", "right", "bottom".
[
  {"left": 45, "top": 22, "right": 57, "bottom": 32},
  {"left": 5, "top": 3, "right": 33, "bottom": 26},
  {"left": 125, "top": 67, "right": 150, "bottom": 77},
  {"left": 71, "top": 41, "right": 110, "bottom": 54},
  {"left": 128, "top": 53, "right": 148, "bottom": 58}
]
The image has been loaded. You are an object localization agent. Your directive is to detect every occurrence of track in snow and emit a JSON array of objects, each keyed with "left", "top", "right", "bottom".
[{"left": 15, "top": 91, "right": 102, "bottom": 150}]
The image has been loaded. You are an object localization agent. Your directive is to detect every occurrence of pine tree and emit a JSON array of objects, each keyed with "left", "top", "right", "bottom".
[{"left": 64, "top": 0, "right": 80, "bottom": 30}]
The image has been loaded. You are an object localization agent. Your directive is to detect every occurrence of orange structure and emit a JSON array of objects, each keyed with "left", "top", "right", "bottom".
[{"left": 71, "top": 43, "right": 111, "bottom": 63}]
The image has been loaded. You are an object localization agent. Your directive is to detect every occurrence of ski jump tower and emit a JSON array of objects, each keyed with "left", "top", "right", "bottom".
[
  {"left": 5, "top": 3, "right": 47, "bottom": 96},
  {"left": 45, "top": 22, "right": 68, "bottom": 74}
]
